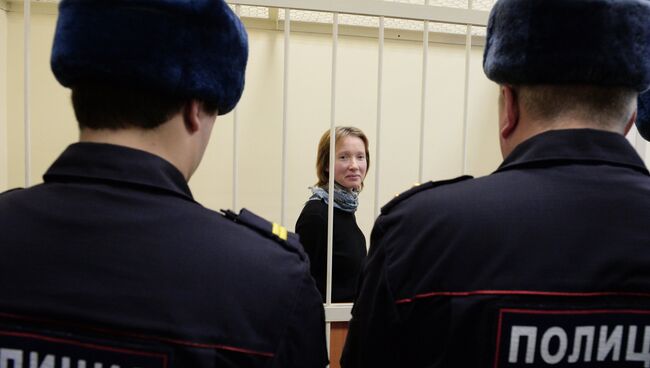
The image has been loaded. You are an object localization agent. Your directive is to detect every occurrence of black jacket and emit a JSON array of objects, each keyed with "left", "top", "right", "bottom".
[
  {"left": 342, "top": 129, "right": 650, "bottom": 367},
  {"left": 296, "top": 199, "right": 367, "bottom": 302},
  {"left": 0, "top": 142, "right": 328, "bottom": 368}
]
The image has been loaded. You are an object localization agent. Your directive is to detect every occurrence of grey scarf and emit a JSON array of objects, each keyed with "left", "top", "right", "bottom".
[{"left": 309, "top": 183, "right": 359, "bottom": 213}]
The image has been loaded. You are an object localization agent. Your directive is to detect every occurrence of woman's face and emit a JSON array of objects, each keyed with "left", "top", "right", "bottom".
[{"left": 334, "top": 136, "right": 367, "bottom": 191}]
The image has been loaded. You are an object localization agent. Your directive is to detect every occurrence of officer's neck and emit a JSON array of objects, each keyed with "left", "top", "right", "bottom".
[
  {"left": 502, "top": 117, "right": 629, "bottom": 159},
  {"left": 79, "top": 115, "right": 196, "bottom": 181}
]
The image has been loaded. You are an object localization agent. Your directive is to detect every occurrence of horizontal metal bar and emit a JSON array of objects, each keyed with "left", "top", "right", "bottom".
[
  {"left": 6, "top": 1, "right": 489, "bottom": 28},
  {"left": 228, "top": 0, "right": 489, "bottom": 26},
  {"left": 6, "top": 1, "right": 56, "bottom": 14},
  {"left": 245, "top": 18, "right": 486, "bottom": 46},
  {"left": 325, "top": 303, "right": 353, "bottom": 322}
]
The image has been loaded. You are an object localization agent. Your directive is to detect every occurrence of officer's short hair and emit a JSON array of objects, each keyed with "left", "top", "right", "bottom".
[
  {"left": 71, "top": 84, "right": 219, "bottom": 130},
  {"left": 514, "top": 85, "right": 637, "bottom": 130},
  {"left": 315, "top": 127, "right": 370, "bottom": 191}
]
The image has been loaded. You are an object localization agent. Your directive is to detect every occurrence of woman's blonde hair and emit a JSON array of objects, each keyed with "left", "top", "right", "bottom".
[{"left": 315, "top": 126, "right": 370, "bottom": 191}]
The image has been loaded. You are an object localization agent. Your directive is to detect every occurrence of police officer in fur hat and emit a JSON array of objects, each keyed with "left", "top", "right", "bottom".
[
  {"left": 0, "top": 1, "right": 327, "bottom": 367},
  {"left": 342, "top": 0, "right": 650, "bottom": 366}
]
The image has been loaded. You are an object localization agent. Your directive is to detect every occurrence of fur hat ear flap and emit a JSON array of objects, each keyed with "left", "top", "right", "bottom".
[
  {"left": 637, "top": 91, "right": 650, "bottom": 141},
  {"left": 51, "top": 0, "right": 248, "bottom": 116},
  {"left": 483, "top": 0, "right": 650, "bottom": 92}
]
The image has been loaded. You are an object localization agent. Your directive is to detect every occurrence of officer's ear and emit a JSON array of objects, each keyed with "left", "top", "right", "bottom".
[
  {"left": 624, "top": 109, "right": 637, "bottom": 136},
  {"left": 499, "top": 85, "right": 520, "bottom": 140},
  {"left": 183, "top": 100, "right": 202, "bottom": 134}
]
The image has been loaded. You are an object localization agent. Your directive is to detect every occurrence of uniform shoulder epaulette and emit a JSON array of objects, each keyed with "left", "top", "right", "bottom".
[
  {"left": 381, "top": 175, "right": 473, "bottom": 215},
  {"left": 221, "top": 208, "right": 303, "bottom": 256},
  {"left": 0, "top": 188, "right": 24, "bottom": 197}
]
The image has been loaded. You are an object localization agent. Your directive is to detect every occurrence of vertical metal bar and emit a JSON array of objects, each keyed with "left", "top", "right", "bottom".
[
  {"left": 325, "top": 13, "right": 339, "bottom": 360},
  {"left": 419, "top": 0, "right": 430, "bottom": 183},
  {"left": 232, "top": 108, "right": 239, "bottom": 210},
  {"left": 23, "top": 0, "right": 30, "bottom": 187},
  {"left": 461, "top": 0, "right": 473, "bottom": 175},
  {"left": 232, "top": 4, "right": 242, "bottom": 211},
  {"left": 326, "top": 12, "right": 338, "bottom": 307},
  {"left": 374, "top": 16, "right": 384, "bottom": 219},
  {"left": 281, "top": 8, "right": 290, "bottom": 225},
  {"left": 232, "top": 108, "right": 239, "bottom": 211},
  {"left": 0, "top": 7, "right": 6, "bottom": 190}
]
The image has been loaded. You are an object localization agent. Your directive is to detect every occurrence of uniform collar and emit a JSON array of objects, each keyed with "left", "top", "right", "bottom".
[
  {"left": 44, "top": 142, "right": 195, "bottom": 201},
  {"left": 496, "top": 129, "right": 649, "bottom": 175}
]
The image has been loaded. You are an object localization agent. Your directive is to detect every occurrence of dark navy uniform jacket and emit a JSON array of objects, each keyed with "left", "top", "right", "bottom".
[
  {"left": 0, "top": 143, "right": 328, "bottom": 368},
  {"left": 342, "top": 129, "right": 650, "bottom": 368}
]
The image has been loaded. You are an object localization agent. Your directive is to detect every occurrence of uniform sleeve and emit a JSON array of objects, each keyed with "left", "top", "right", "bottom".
[
  {"left": 273, "top": 268, "right": 329, "bottom": 367},
  {"left": 295, "top": 210, "right": 327, "bottom": 301},
  {"left": 340, "top": 218, "right": 403, "bottom": 368}
]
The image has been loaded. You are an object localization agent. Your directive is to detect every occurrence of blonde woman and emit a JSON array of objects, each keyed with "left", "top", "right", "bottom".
[{"left": 295, "top": 127, "right": 370, "bottom": 302}]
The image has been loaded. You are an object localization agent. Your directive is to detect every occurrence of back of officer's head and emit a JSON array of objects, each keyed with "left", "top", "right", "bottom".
[
  {"left": 484, "top": 0, "right": 650, "bottom": 131},
  {"left": 50, "top": 0, "right": 248, "bottom": 130}
]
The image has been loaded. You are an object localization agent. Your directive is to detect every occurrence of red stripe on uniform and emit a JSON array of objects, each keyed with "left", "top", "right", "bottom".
[
  {"left": 0, "top": 311, "right": 275, "bottom": 358},
  {"left": 0, "top": 330, "right": 169, "bottom": 367},
  {"left": 395, "top": 290, "right": 650, "bottom": 304}
]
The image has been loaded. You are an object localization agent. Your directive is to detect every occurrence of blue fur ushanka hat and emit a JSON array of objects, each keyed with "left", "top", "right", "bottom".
[
  {"left": 483, "top": 0, "right": 650, "bottom": 92},
  {"left": 51, "top": 0, "right": 248, "bottom": 116},
  {"left": 638, "top": 92, "right": 650, "bottom": 140}
]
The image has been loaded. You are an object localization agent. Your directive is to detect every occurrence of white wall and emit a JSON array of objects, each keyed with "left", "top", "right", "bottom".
[
  {"left": 627, "top": 124, "right": 649, "bottom": 162},
  {"left": 0, "top": 3, "right": 7, "bottom": 190},
  {"left": 7, "top": 8, "right": 76, "bottom": 190},
  {"left": 3, "top": 7, "right": 502, "bottom": 242}
]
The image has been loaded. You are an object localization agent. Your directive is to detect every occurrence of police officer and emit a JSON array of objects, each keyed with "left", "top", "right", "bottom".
[
  {"left": 342, "top": 0, "right": 650, "bottom": 366},
  {"left": 0, "top": 1, "right": 327, "bottom": 367}
]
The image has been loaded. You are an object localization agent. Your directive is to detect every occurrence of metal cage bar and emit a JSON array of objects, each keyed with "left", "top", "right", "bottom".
[
  {"left": 326, "top": 12, "right": 339, "bottom": 308},
  {"left": 325, "top": 13, "right": 340, "bottom": 360},
  {"left": 228, "top": 0, "right": 489, "bottom": 26},
  {"left": 418, "top": 0, "right": 430, "bottom": 184},
  {"left": 232, "top": 4, "right": 242, "bottom": 211},
  {"left": 281, "top": 8, "right": 290, "bottom": 225},
  {"left": 461, "top": 0, "right": 473, "bottom": 175},
  {"left": 373, "top": 16, "right": 385, "bottom": 219},
  {"left": 23, "top": 0, "right": 30, "bottom": 187}
]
